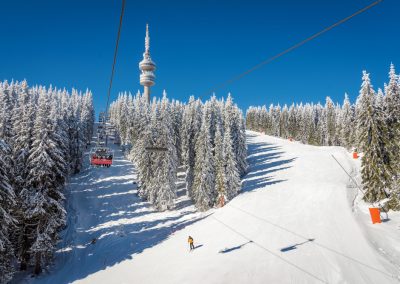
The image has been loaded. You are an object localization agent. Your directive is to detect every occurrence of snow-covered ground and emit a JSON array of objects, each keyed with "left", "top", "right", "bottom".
[
  {"left": 26, "top": 137, "right": 206, "bottom": 284},
  {"left": 351, "top": 156, "right": 400, "bottom": 276},
  {"left": 29, "top": 130, "right": 400, "bottom": 284}
]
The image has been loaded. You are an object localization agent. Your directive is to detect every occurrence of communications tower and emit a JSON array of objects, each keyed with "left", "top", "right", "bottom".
[{"left": 139, "top": 24, "right": 156, "bottom": 103}]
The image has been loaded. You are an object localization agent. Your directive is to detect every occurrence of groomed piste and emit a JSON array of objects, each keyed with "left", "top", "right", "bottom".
[{"left": 32, "top": 131, "right": 400, "bottom": 284}]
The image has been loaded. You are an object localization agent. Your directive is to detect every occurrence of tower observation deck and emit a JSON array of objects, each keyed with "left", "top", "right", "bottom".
[{"left": 139, "top": 24, "right": 156, "bottom": 103}]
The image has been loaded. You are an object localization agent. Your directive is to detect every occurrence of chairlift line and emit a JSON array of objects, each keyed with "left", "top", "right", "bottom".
[
  {"left": 91, "top": 0, "right": 125, "bottom": 168},
  {"left": 104, "top": 0, "right": 126, "bottom": 147},
  {"left": 203, "top": 0, "right": 383, "bottom": 97},
  {"left": 105, "top": 0, "right": 125, "bottom": 117}
]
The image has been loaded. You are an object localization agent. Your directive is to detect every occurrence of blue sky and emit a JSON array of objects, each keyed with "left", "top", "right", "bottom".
[{"left": 1, "top": 0, "right": 399, "bottom": 113}]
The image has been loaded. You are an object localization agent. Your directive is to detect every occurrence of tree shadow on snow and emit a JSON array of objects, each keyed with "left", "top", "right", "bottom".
[
  {"left": 32, "top": 148, "right": 205, "bottom": 284},
  {"left": 241, "top": 136, "right": 296, "bottom": 193}
]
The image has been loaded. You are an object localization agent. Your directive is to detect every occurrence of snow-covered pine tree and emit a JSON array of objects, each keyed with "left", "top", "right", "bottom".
[
  {"left": 152, "top": 94, "right": 178, "bottom": 210},
  {"left": 236, "top": 112, "right": 248, "bottom": 176},
  {"left": 288, "top": 104, "right": 297, "bottom": 139},
  {"left": 224, "top": 94, "right": 247, "bottom": 176},
  {"left": 333, "top": 103, "right": 342, "bottom": 146},
  {"left": 49, "top": 92, "right": 70, "bottom": 183},
  {"left": 246, "top": 107, "right": 256, "bottom": 130},
  {"left": 23, "top": 89, "right": 67, "bottom": 274},
  {"left": 181, "top": 97, "right": 202, "bottom": 198},
  {"left": 73, "top": 89, "right": 86, "bottom": 172},
  {"left": 318, "top": 104, "right": 327, "bottom": 146},
  {"left": 262, "top": 105, "right": 271, "bottom": 134},
  {"left": 384, "top": 64, "right": 400, "bottom": 148},
  {"left": 181, "top": 98, "right": 193, "bottom": 196},
  {"left": 280, "top": 105, "right": 289, "bottom": 139},
  {"left": 340, "top": 93, "right": 353, "bottom": 149},
  {"left": 0, "top": 139, "right": 16, "bottom": 283},
  {"left": 124, "top": 91, "right": 143, "bottom": 154},
  {"left": 324, "top": 97, "right": 336, "bottom": 146},
  {"left": 376, "top": 88, "right": 385, "bottom": 110},
  {"left": 293, "top": 103, "right": 302, "bottom": 141},
  {"left": 208, "top": 95, "right": 219, "bottom": 146},
  {"left": 171, "top": 99, "right": 183, "bottom": 165},
  {"left": 0, "top": 81, "right": 15, "bottom": 146},
  {"left": 125, "top": 93, "right": 135, "bottom": 148},
  {"left": 273, "top": 104, "right": 281, "bottom": 137},
  {"left": 133, "top": 123, "right": 152, "bottom": 200},
  {"left": 13, "top": 81, "right": 35, "bottom": 187},
  {"left": 267, "top": 104, "right": 275, "bottom": 135},
  {"left": 193, "top": 101, "right": 216, "bottom": 210},
  {"left": 307, "top": 104, "right": 317, "bottom": 145},
  {"left": 11, "top": 83, "right": 37, "bottom": 271},
  {"left": 80, "top": 90, "right": 95, "bottom": 146},
  {"left": 140, "top": 100, "right": 160, "bottom": 203},
  {"left": 118, "top": 93, "right": 129, "bottom": 145},
  {"left": 65, "top": 90, "right": 85, "bottom": 174},
  {"left": 357, "top": 71, "right": 393, "bottom": 203},
  {"left": 124, "top": 94, "right": 136, "bottom": 148},
  {"left": 134, "top": 93, "right": 179, "bottom": 210},
  {"left": 299, "top": 104, "right": 312, "bottom": 144},
  {"left": 223, "top": 125, "right": 241, "bottom": 201},
  {"left": 214, "top": 123, "right": 226, "bottom": 205},
  {"left": 383, "top": 63, "right": 400, "bottom": 209}
]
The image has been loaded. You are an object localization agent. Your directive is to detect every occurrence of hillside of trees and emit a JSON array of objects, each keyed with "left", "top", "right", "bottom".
[
  {"left": 109, "top": 93, "right": 247, "bottom": 211},
  {"left": 246, "top": 64, "right": 400, "bottom": 210},
  {"left": 0, "top": 80, "right": 94, "bottom": 282}
]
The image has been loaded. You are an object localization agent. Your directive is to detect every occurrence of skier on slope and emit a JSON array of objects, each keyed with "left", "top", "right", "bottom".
[{"left": 188, "top": 236, "right": 195, "bottom": 251}]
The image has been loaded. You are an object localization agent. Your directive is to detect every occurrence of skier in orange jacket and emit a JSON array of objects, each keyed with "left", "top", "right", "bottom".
[{"left": 188, "top": 236, "right": 194, "bottom": 251}]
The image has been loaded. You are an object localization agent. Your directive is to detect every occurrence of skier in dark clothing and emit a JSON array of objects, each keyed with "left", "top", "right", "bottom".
[{"left": 188, "top": 236, "right": 194, "bottom": 251}]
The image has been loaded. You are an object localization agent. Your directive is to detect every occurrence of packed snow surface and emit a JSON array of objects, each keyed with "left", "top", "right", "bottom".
[{"left": 31, "top": 131, "right": 400, "bottom": 284}]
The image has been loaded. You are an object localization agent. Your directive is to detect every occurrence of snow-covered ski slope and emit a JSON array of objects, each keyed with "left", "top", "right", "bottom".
[
  {"left": 33, "top": 131, "right": 399, "bottom": 284},
  {"left": 29, "top": 138, "right": 206, "bottom": 284}
]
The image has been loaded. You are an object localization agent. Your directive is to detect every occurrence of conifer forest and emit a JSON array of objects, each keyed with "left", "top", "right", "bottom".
[
  {"left": 0, "top": 81, "right": 94, "bottom": 281},
  {"left": 246, "top": 65, "right": 400, "bottom": 209},
  {"left": 2, "top": 0, "right": 400, "bottom": 283}
]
